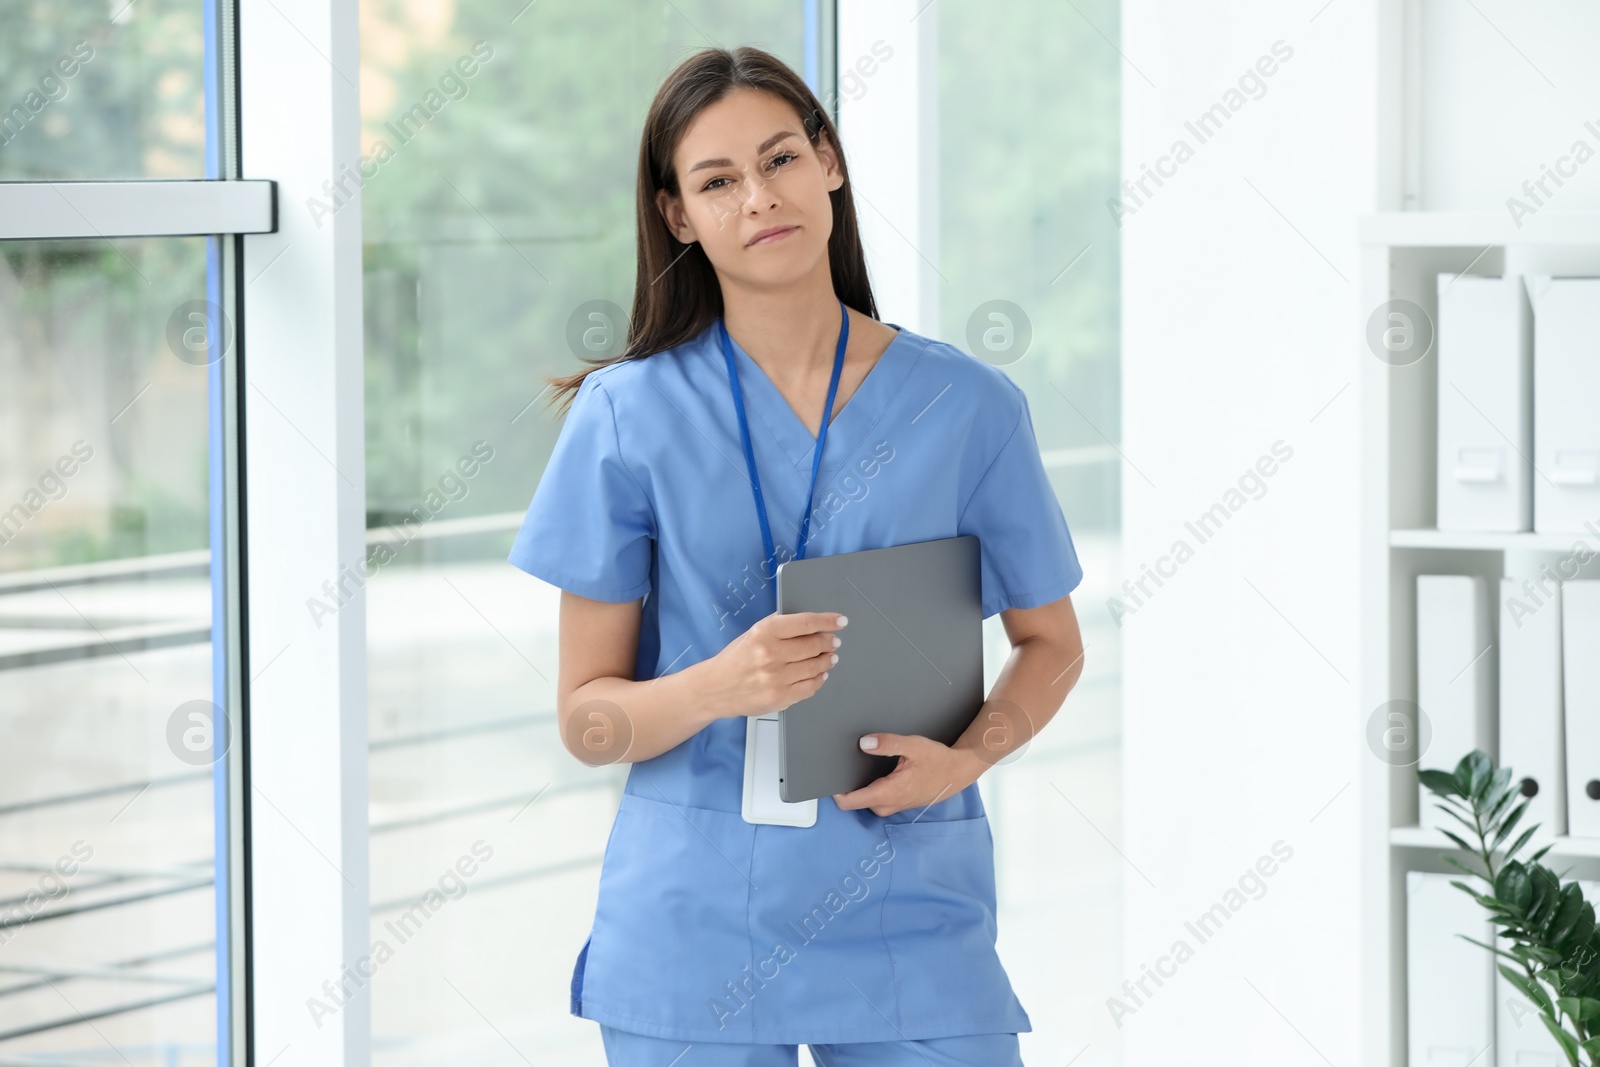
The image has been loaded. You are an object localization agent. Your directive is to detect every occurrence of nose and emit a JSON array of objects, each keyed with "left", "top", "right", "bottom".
[
  {"left": 737, "top": 166, "right": 780, "bottom": 214},
  {"left": 708, "top": 165, "right": 780, "bottom": 232}
]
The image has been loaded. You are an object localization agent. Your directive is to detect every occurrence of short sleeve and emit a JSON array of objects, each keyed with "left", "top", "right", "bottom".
[
  {"left": 506, "top": 373, "right": 655, "bottom": 602},
  {"left": 957, "top": 383, "right": 1084, "bottom": 618}
]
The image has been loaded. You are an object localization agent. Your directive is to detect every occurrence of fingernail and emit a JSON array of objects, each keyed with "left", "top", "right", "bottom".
[
  {"left": 832, "top": 635, "right": 841, "bottom": 648},
  {"left": 837, "top": 615, "right": 848, "bottom": 627},
  {"left": 830, "top": 653, "right": 839, "bottom": 665},
  {"left": 859, "top": 735, "right": 877, "bottom": 750}
]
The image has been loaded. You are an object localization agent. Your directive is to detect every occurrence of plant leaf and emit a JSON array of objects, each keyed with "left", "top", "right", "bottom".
[
  {"left": 1539, "top": 1012, "right": 1581, "bottom": 1062},
  {"left": 1419, "top": 768, "right": 1462, "bottom": 797},
  {"left": 1465, "top": 750, "right": 1494, "bottom": 801},
  {"left": 1555, "top": 996, "right": 1600, "bottom": 1023},
  {"left": 1446, "top": 857, "right": 1491, "bottom": 883},
  {"left": 1497, "top": 864, "right": 1534, "bottom": 912},
  {"left": 1549, "top": 887, "right": 1588, "bottom": 946},
  {"left": 1501, "top": 964, "right": 1554, "bottom": 1014},
  {"left": 1448, "top": 881, "right": 1503, "bottom": 912},
  {"left": 1460, "top": 935, "right": 1529, "bottom": 966},
  {"left": 1504, "top": 825, "right": 1540, "bottom": 863},
  {"left": 1435, "top": 802, "right": 1482, "bottom": 833},
  {"left": 1443, "top": 855, "right": 1489, "bottom": 880},
  {"left": 1491, "top": 800, "right": 1530, "bottom": 849},
  {"left": 1485, "top": 782, "right": 1519, "bottom": 824}
]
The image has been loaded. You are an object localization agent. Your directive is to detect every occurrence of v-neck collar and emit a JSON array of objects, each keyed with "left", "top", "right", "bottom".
[{"left": 717, "top": 320, "right": 919, "bottom": 474}]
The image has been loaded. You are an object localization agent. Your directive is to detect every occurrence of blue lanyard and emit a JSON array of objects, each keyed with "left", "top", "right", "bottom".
[{"left": 718, "top": 300, "right": 850, "bottom": 580}]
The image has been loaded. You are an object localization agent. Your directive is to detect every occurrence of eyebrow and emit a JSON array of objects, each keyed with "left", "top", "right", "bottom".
[{"left": 686, "top": 130, "right": 798, "bottom": 174}]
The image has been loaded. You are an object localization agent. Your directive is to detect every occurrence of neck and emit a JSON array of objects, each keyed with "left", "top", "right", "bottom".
[{"left": 720, "top": 259, "right": 845, "bottom": 387}]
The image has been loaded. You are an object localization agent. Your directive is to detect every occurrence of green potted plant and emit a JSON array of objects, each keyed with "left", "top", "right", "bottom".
[{"left": 1419, "top": 749, "right": 1600, "bottom": 1065}]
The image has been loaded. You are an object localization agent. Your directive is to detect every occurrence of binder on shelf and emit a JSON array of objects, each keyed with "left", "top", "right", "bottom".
[
  {"left": 1498, "top": 577, "right": 1566, "bottom": 845},
  {"left": 1528, "top": 276, "right": 1600, "bottom": 533},
  {"left": 1495, "top": 880, "right": 1600, "bottom": 1066},
  {"left": 1408, "top": 871, "right": 1495, "bottom": 1067},
  {"left": 1418, "top": 575, "right": 1495, "bottom": 832},
  {"left": 1436, "top": 273, "right": 1533, "bottom": 532},
  {"left": 1562, "top": 581, "right": 1600, "bottom": 839}
]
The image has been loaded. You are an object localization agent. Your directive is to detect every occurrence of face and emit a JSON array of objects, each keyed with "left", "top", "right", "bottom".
[{"left": 656, "top": 86, "right": 844, "bottom": 289}]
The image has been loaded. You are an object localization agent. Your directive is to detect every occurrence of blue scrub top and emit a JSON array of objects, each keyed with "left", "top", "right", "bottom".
[{"left": 508, "top": 318, "right": 1083, "bottom": 1044}]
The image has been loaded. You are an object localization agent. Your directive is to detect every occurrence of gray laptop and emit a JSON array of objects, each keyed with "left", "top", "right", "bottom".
[{"left": 775, "top": 535, "right": 986, "bottom": 803}]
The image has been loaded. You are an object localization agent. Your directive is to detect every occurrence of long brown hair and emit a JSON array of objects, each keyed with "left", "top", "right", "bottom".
[{"left": 543, "top": 45, "right": 879, "bottom": 419}]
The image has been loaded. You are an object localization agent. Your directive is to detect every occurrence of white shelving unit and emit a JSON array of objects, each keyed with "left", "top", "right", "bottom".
[
  {"left": 1389, "top": 826, "right": 1600, "bottom": 861},
  {"left": 1358, "top": 209, "right": 1600, "bottom": 1066}
]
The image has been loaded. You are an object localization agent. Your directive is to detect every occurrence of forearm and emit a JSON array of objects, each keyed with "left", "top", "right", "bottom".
[
  {"left": 950, "top": 633, "right": 1084, "bottom": 769},
  {"left": 562, "top": 656, "right": 737, "bottom": 765}
]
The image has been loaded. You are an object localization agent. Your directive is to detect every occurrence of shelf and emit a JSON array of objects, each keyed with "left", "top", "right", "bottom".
[
  {"left": 1390, "top": 529, "right": 1599, "bottom": 552},
  {"left": 1361, "top": 210, "right": 1600, "bottom": 248},
  {"left": 1391, "top": 826, "right": 1600, "bottom": 860}
]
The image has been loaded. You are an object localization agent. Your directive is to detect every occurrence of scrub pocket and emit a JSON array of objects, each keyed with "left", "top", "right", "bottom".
[
  {"left": 579, "top": 791, "right": 758, "bottom": 1036},
  {"left": 880, "top": 814, "right": 1027, "bottom": 1032}
]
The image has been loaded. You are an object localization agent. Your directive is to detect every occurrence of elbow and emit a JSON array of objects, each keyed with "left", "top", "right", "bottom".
[
  {"left": 1063, "top": 637, "right": 1086, "bottom": 690},
  {"left": 1037, "top": 632, "right": 1085, "bottom": 696},
  {"left": 558, "top": 694, "right": 635, "bottom": 767}
]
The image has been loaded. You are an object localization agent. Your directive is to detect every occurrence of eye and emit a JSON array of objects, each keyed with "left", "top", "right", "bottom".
[{"left": 698, "top": 151, "right": 797, "bottom": 193}]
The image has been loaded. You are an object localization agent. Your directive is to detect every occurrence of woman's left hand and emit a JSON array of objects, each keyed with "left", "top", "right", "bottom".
[{"left": 831, "top": 732, "right": 987, "bottom": 817}]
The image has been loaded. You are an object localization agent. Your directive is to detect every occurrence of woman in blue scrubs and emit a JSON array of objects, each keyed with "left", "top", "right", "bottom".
[{"left": 508, "top": 46, "right": 1086, "bottom": 1067}]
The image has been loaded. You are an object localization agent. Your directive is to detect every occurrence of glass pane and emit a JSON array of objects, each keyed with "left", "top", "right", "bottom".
[
  {"left": 0, "top": 238, "right": 220, "bottom": 1063},
  {"left": 358, "top": 2, "right": 805, "bottom": 1063},
  {"left": 0, "top": 0, "right": 206, "bottom": 179},
  {"left": 940, "top": 3, "right": 1123, "bottom": 1064}
]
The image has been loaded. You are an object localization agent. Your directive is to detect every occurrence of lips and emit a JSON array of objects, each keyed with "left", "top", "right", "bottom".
[{"left": 748, "top": 225, "right": 797, "bottom": 246}]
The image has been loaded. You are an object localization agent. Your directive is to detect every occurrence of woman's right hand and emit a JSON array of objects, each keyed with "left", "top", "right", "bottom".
[{"left": 704, "top": 611, "right": 847, "bottom": 719}]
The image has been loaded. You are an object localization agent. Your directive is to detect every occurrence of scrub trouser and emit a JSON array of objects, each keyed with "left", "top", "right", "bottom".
[{"left": 598, "top": 1024, "right": 1025, "bottom": 1066}]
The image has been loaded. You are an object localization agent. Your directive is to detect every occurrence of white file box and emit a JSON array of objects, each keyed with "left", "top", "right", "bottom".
[
  {"left": 1436, "top": 273, "right": 1532, "bottom": 532},
  {"left": 1529, "top": 276, "right": 1600, "bottom": 533},
  {"left": 1499, "top": 577, "right": 1566, "bottom": 845},
  {"left": 1562, "top": 581, "right": 1600, "bottom": 838},
  {"left": 1408, "top": 871, "right": 1495, "bottom": 1067},
  {"left": 1418, "top": 575, "right": 1495, "bottom": 831}
]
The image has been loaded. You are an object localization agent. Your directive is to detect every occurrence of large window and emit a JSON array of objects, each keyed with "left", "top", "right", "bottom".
[
  {"left": 0, "top": 0, "right": 264, "bottom": 1062},
  {"left": 0, "top": 238, "right": 219, "bottom": 1065},
  {"left": 940, "top": 2, "right": 1122, "bottom": 1063},
  {"left": 356, "top": 2, "right": 808, "bottom": 1061},
  {"left": 0, "top": 1, "right": 207, "bottom": 180},
  {"left": 0, "top": 2, "right": 1121, "bottom": 1063}
]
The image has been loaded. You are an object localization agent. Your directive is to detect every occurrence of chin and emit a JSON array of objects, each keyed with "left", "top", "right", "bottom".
[{"left": 743, "top": 243, "right": 823, "bottom": 280}]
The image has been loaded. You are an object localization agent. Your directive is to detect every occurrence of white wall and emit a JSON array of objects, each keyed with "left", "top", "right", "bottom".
[
  {"left": 1413, "top": 0, "right": 1600, "bottom": 211},
  {"left": 1119, "top": 3, "right": 1600, "bottom": 1061},
  {"left": 1117, "top": 1, "right": 1374, "bottom": 1061}
]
